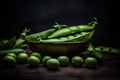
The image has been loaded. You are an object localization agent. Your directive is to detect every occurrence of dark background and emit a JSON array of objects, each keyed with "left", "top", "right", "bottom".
[{"left": 1, "top": 0, "right": 119, "bottom": 48}]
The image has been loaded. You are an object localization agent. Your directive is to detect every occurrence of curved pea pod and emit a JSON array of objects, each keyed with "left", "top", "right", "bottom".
[
  {"left": 0, "top": 48, "right": 26, "bottom": 56},
  {"left": 48, "top": 26, "right": 79, "bottom": 38},
  {"left": 25, "top": 28, "right": 56, "bottom": 41},
  {"left": 81, "top": 30, "right": 94, "bottom": 41},
  {"left": 48, "top": 25, "right": 93, "bottom": 39},
  {"left": 48, "top": 21, "right": 97, "bottom": 38},
  {"left": 39, "top": 31, "right": 93, "bottom": 42},
  {"left": 39, "top": 35, "right": 79, "bottom": 42},
  {"left": 39, "top": 34, "right": 81, "bottom": 42}
]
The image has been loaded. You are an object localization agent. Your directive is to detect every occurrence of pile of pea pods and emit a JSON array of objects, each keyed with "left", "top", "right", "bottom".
[
  {"left": 25, "top": 19, "right": 120, "bottom": 61},
  {"left": 25, "top": 20, "right": 98, "bottom": 43}
]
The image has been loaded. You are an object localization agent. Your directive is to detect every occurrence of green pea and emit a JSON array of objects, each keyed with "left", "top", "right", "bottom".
[
  {"left": 69, "top": 26, "right": 80, "bottom": 33},
  {"left": 40, "top": 33, "right": 81, "bottom": 42},
  {"left": 40, "top": 38, "right": 60, "bottom": 42},
  {"left": 67, "top": 34, "right": 82, "bottom": 42},
  {"left": 68, "top": 36, "right": 74, "bottom": 40}
]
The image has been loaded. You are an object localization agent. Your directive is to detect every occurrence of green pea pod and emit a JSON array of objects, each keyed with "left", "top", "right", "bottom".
[
  {"left": 0, "top": 39, "right": 9, "bottom": 49},
  {"left": 48, "top": 21, "right": 97, "bottom": 38},
  {"left": 95, "top": 46, "right": 120, "bottom": 54},
  {"left": 40, "top": 31, "right": 92, "bottom": 42},
  {"left": 80, "top": 30, "right": 94, "bottom": 41},
  {"left": 87, "top": 42, "right": 94, "bottom": 52},
  {"left": 109, "top": 48, "right": 120, "bottom": 54},
  {"left": 91, "top": 50, "right": 103, "bottom": 60},
  {"left": 0, "top": 37, "right": 16, "bottom": 49},
  {"left": 102, "top": 47, "right": 111, "bottom": 52},
  {"left": 87, "top": 43, "right": 103, "bottom": 60},
  {"left": 0, "top": 48, "right": 26, "bottom": 56},
  {"left": 25, "top": 28, "right": 56, "bottom": 41},
  {"left": 39, "top": 34, "right": 81, "bottom": 42},
  {"left": 14, "top": 38, "right": 26, "bottom": 48}
]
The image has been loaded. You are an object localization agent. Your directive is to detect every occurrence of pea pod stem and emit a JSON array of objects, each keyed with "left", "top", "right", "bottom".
[
  {"left": 20, "top": 28, "right": 30, "bottom": 39},
  {"left": 53, "top": 22, "right": 68, "bottom": 29}
]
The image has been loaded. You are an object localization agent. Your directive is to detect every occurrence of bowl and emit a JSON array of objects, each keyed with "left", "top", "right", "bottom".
[{"left": 27, "top": 41, "right": 90, "bottom": 57}]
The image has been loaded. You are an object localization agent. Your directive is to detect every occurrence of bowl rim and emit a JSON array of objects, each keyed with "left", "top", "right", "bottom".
[{"left": 26, "top": 40, "right": 90, "bottom": 44}]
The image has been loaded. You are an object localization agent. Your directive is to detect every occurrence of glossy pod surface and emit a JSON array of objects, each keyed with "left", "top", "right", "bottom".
[
  {"left": 39, "top": 31, "right": 94, "bottom": 42},
  {"left": 48, "top": 25, "right": 94, "bottom": 39},
  {"left": 25, "top": 28, "right": 56, "bottom": 41}
]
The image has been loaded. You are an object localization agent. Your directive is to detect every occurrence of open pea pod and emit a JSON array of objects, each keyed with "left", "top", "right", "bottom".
[
  {"left": 95, "top": 46, "right": 120, "bottom": 54},
  {"left": 80, "top": 30, "right": 94, "bottom": 41},
  {"left": 39, "top": 31, "right": 94, "bottom": 42}
]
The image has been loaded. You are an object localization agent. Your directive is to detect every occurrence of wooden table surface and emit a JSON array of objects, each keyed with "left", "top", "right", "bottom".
[{"left": 0, "top": 52, "right": 120, "bottom": 80}]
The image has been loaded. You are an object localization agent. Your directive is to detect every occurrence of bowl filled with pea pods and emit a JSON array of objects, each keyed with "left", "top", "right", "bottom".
[{"left": 25, "top": 19, "right": 98, "bottom": 57}]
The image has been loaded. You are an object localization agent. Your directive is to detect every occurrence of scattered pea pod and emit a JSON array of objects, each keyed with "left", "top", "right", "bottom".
[
  {"left": 48, "top": 21, "right": 97, "bottom": 38},
  {"left": 0, "top": 36, "right": 16, "bottom": 49},
  {"left": 87, "top": 43, "right": 120, "bottom": 58},
  {"left": 91, "top": 50, "right": 103, "bottom": 60},
  {"left": 0, "top": 48, "right": 26, "bottom": 56},
  {"left": 87, "top": 43, "right": 103, "bottom": 60},
  {"left": 39, "top": 30, "right": 94, "bottom": 42},
  {"left": 95, "top": 46, "right": 120, "bottom": 54}
]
